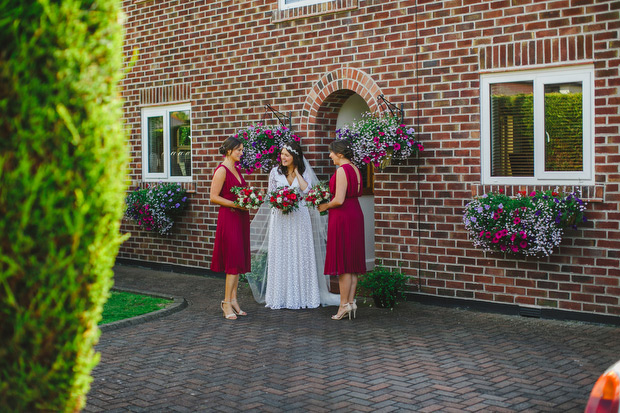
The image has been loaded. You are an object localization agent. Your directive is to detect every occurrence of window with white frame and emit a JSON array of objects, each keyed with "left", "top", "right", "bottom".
[
  {"left": 480, "top": 65, "right": 594, "bottom": 185},
  {"left": 141, "top": 104, "right": 192, "bottom": 182},
  {"left": 279, "top": 0, "right": 331, "bottom": 10}
]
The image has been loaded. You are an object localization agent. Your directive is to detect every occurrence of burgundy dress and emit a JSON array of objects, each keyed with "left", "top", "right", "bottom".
[
  {"left": 210, "top": 164, "right": 251, "bottom": 275},
  {"left": 324, "top": 163, "right": 366, "bottom": 275}
]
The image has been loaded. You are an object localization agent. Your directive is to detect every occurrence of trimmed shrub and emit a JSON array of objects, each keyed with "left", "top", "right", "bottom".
[{"left": 0, "top": 1, "right": 126, "bottom": 411}]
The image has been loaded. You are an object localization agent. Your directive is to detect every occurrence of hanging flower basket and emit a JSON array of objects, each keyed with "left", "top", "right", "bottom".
[
  {"left": 335, "top": 111, "right": 424, "bottom": 170},
  {"left": 463, "top": 189, "right": 587, "bottom": 257},
  {"left": 234, "top": 124, "right": 301, "bottom": 174},
  {"left": 125, "top": 182, "right": 190, "bottom": 235}
]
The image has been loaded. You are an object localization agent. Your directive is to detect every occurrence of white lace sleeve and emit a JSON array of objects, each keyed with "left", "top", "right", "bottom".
[{"left": 268, "top": 167, "right": 278, "bottom": 192}]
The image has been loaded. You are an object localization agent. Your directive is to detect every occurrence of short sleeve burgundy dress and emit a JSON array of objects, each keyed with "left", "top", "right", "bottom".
[
  {"left": 324, "top": 163, "right": 366, "bottom": 275},
  {"left": 210, "top": 164, "right": 251, "bottom": 275}
]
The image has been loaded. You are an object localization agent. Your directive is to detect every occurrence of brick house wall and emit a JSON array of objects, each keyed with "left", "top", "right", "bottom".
[{"left": 118, "top": 0, "right": 620, "bottom": 318}]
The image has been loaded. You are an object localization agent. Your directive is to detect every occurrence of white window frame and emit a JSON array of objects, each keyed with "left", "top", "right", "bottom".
[
  {"left": 279, "top": 0, "right": 331, "bottom": 10},
  {"left": 480, "top": 65, "right": 594, "bottom": 186},
  {"left": 141, "top": 103, "right": 192, "bottom": 183}
]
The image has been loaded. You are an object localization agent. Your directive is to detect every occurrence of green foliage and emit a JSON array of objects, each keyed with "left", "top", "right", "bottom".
[
  {"left": 544, "top": 93, "right": 583, "bottom": 171},
  {"left": 0, "top": 1, "right": 126, "bottom": 411},
  {"left": 358, "top": 263, "right": 409, "bottom": 308},
  {"left": 100, "top": 291, "right": 171, "bottom": 325}
]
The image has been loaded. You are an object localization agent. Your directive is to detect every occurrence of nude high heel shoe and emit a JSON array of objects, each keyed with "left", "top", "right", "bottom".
[
  {"left": 230, "top": 299, "right": 247, "bottom": 316},
  {"left": 349, "top": 299, "right": 357, "bottom": 319},
  {"left": 221, "top": 301, "right": 237, "bottom": 320},
  {"left": 331, "top": 303, "right": 352, "bottom": 320}
]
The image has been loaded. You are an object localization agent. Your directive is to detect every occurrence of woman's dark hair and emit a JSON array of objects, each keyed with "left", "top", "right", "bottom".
[
  {"left": 329, "top": 139, "right": 354, "bottom": 160},
  {"left": 278, "top": 141, "right": 305, "bottom": 177},
  {"left": 219, "top": 136, "right": 243, "bottom": 156}
]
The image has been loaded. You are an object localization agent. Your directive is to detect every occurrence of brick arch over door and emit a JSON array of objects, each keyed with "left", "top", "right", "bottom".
[{"left": 300, "top": 67, "right": 383, "bottom": 180}]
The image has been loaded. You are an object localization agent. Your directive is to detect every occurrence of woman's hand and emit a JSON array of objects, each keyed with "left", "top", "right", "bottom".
[
  {"left": 317, "top": 203, "right": 328, "bottom": 213},
  {"left": 294, "top": 167, "right": 309, "bottom": 191}
]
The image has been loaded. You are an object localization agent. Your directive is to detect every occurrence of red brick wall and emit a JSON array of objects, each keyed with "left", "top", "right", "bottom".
[{"left": 118, "top": 0, "right": 620, "bottom": 317}]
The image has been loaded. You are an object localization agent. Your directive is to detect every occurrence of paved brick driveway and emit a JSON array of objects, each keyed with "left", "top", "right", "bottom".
[{"left": 85, "top": 265, "right": 620, "bottom": 412}]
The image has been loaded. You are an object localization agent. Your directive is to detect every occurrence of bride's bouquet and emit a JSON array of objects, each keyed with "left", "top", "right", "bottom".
[
  {"left": 231, "top": 186, "right": 264, "bottom": 210},
  {"left": 305, "top": 181, "right": 331, "bottom": 216},
  {"left": 268, "top": 186, "right": 301, "bottom": 215}
]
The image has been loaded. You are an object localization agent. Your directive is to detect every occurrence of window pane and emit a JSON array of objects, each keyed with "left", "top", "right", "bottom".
[
  {"left": 147, "top": 116, "right": 164, "bottom": 173},
  {"left": 169, "top": 110, "right": 191, "bottom": 177},
  {"left": 284, "top": 0, "right": 330, "bottom": 5},
  {"left": 544, "top": 82, "right": 583, "bottom": 172},
  {"left": 490, "top": 82, "right": 534, "bottom": 177}
]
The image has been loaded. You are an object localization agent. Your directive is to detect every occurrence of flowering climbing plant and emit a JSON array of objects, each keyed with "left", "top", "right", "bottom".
[
  {"left": 335, "top": 111, "right": 424, "bottom": 170},
  {"left": 234, "top": 123, "right": 301, "bottom": 174},
  {"left": 463, "top": 189, "right": 587, "bottom": 257},
  {"left": 125, "top": 182, "right": 189, "bottom": 235}
]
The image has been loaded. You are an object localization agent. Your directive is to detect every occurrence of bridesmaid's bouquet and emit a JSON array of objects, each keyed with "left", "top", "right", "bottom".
[
  {"left": 231, "top": 186, "right": 264, "bottom": 209},
  {"left": 305, "top": 181, "right": 331, "bottom": 216},
  {"left": 268, "top": 186, "right": 301, "bottom": 215}
]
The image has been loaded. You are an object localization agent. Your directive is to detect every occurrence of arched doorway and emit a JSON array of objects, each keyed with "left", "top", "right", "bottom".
[
  {"left": 303, "top": 89, "right": 376, "bottom": 273},
  {"left": 336, "top": 94, "right": 375, "bottom": 271},
  {"left": 300, "top": 67, "right": 383, "bottom": 282}
]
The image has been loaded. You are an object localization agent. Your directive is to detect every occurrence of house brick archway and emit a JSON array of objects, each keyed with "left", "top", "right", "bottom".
[
  {"left": 299, "top": 67, "right": 383, "bottom": 180},
  {"left": 300, "top": 67, "right": 380, "bottom": 279}
]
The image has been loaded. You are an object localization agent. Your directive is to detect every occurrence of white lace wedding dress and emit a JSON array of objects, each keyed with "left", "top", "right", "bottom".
[{"left": 264, "top": 167, "right": 321, "bottom": 309}]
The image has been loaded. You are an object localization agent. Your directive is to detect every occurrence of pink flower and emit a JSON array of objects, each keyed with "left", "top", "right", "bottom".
[
  {"left": 255, "top": 162, "right": 262, "bottom": 169},
  {"left": 520, "top": 240, "right": 527, "bottom": 248},
  {"left": 511, "top": 245, "right": 519, "bottom": 252},
  {"left": 514, "top": 217, "right": 521, "bottom": 224},
  {"left": 256, "top": 153, "right": 262, "bottom": 159},
  {"left": 500, "top": 245, "right": 507, "bottom": 251},
  {"left": 374, "top": 137, "right": 380, "bottom": 143},
  {"left": 394, "top": 143, "right": 401, "bottom": 151}
]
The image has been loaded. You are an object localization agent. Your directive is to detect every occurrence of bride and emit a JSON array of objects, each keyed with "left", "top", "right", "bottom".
[{"left": 247, "top": 141, "right": 339, "bottom": 309}]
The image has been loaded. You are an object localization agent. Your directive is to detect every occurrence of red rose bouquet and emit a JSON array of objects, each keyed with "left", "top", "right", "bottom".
[
  {"left": 305, "top": 181, "right": 331, "bottom": 216},
  {"left": 231, "top": 186, "right": 264, "bottom": 210},
  {"left": 268, "top": 186, "right": 301, "bottom": 215}
]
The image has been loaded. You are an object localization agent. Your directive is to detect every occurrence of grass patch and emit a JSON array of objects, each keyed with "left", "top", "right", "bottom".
[{"left": 100, "top": 290, "right": 172, "bottom": 324}]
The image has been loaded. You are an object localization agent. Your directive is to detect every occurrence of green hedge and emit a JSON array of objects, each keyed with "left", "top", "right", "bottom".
[{"left": 0, "top": 1, "right": 126, "bottom": 411}]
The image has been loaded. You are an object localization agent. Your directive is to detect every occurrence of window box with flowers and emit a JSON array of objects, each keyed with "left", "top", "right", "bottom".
[
  {"left": 463, "top": 189, "right": 587, "bottom": 257},
  {"left": 335, "top": 111, "right": 424, "bottom": 170},
  {"left": 234, "top": 124, "right": 301, "bottom": 174},
  {"left": 125, "top": 182, "right": 190, "bottom": 235}
]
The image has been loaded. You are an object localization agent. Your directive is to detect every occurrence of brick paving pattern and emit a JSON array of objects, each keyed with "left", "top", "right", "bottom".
[{"left": 85, "top": 265, "right": 620, "bottom": 412}]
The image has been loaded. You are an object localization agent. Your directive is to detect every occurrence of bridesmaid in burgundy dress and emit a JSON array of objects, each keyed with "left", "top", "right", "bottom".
[
  {"left": 318, "top": 140, "right": 366, "bottom": 320},
  {"left": 210, "top": 137, "right": 251, "bottom": 320}
]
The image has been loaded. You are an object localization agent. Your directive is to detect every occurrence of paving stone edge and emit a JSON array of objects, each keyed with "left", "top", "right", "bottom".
[{"left": 99, "top": 287, "right": 188, "bottom": 332}]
